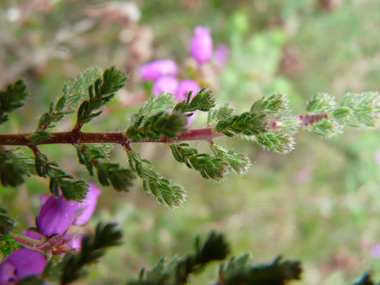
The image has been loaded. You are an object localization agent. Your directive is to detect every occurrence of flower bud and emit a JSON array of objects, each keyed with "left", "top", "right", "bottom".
[
  {"left": 177, "top": 79, "right": 200, "bottom": 102},
  {"left": 36, "top": 195, "right": 79, "bottom": 238},
  {"left": 190, "top": 26, "right": 213, "bottom": 64},
  {"left": 152, "top": 76, "right": 179, "bottom": 96},
  {"left": 140, "top": 59, "right": 178, "bottom": 81},
  {"left": 0, "top": 249, "right": 47, "bottom": 284},
  {"left": 73, "top": 183, "right": 101, "bottom": 226}
]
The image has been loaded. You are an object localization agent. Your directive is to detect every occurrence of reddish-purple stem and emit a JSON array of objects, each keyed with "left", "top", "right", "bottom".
[{"left": 0, "top": 114, "right": 327, "bottom": 147}]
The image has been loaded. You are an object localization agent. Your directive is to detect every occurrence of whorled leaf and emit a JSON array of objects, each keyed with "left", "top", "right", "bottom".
[{"left": 126, "top": 147, "right": 186, "bottom": 207}]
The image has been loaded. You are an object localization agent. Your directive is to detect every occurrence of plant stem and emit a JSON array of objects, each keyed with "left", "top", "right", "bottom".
[
  {"left": 0, "top": 128, "right": 224, "bottom": 146},
  {"left": 0, "top": 114, "right": 327, "bottom": 146}
]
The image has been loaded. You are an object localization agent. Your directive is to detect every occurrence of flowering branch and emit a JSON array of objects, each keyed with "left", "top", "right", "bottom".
[
  {"left": 1, "top": 19, "right": 380, "bottom": 284},
  {"left": 0, "top": 63, "right": 379, "bottom": 211}
]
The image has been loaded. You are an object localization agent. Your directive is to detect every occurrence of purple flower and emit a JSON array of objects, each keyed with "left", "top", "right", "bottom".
[
  {"left": 36, "top": 195, "right": 79, "bottom": 238},
  {"left": 177, "top": 80, "right": 200, "bottom": 102},
  {"left": 152, "top": 76, "right": 179, "bottom": 96},
  {"left": 0, "top": 249, "right": 47, "bottom": 284},
  {"left": 214, "top": 44, "right": 230, "bottom": 67},
  {"left": 73, "top": 183, "right": 101, "bottom": 226},
  {"left": 190, "top": 26, "right": 213, "bottom": 64},
  {"left": 140, "top": 59, "right": 178, "bottom": 81}
]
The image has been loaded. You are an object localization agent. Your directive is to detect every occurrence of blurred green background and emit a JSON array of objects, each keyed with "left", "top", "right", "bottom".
[{"left": 1, "top": 0, "right": 380, "bottom": 284}]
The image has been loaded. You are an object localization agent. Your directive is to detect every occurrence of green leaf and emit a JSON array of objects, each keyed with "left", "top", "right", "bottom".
[
  {"left": 127, "top": 112, "right": 188, "bottom": 141},
  {"left": 0, "top": 151, "right": 30, "bottom": 187},
  {"left": 56, "top": 223, "right": 123, "bottom": 285},
  {"left": 211, "top": 144, "right": 251, "bottom": 173},
  {"left": 255, "top": 132, "right": 295, "bottom": 153},
  {"left": 220, "top": 255, "right": 302, "bottom": 285},
  {"left": 0, "top": 205, "right": 15, "bottom": 235},
  {"left": 174, "top": 88, "right": 216, "bottom": 113},
  {"left": 96, "top": 163, "right": 136, "bottom": 192},
  {"left": 129, "top": 94, "right": 177, "bottom": 131},
  {"left": 216, "top": 112, "right": 269, "bottom": 136},
  {"left": 250, "top": 93, "right": 288, "bottom": 114},
  {"left": 35, "top": 152, "right": 48, "bottom": 177},
  {"left": 60, "top": 179, "right": 89, "bottom": 202},
  {"left": 100, "top": 67, "right": 128, "bottom": 96},
  {"left": 310, "top": 119, "right": 340, "bottom": 137},
  {"left": 74, "top": 67, "right": 128, "bottom": 130},
  {"left": 64, "top": 67, "right": 102, "bottom": 104},
  {"left": 0, "top": 80, "right": 28, "bottom": 124},
  {"left": 170, "top": 144, "right": 231, "bottom": 181},
  {"left": 208, "top": 103, "right": 235, "bottom": 125},
  {"left": 128, "top": 231, "right": 229, "bottom": 285},
  {"left": 125, "top": 148, "right": 186, "bottom": 207},
  {"left": 306, "top": 93, "right": 335, "bottom": 114}
]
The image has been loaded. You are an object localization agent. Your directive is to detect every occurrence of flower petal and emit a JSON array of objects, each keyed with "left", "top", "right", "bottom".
[
  {"left": 140, "top": 59, "right": 178, "bottom": 81},
  {"left": 37, "top": 195, "right": 79, "bottom": 237},
  {"left": 177, "top": 79, "right": 200, "bottom": 102},
  {"left": 190, "top": 26, "right": 213, "bottom": 64},
  {"left": 0, "top": 249, "right": 47, "bottom": 283},
  {"left": 23, "top": 229, "right": 45, "bottom": 242},
  {"left": 152, "top": 76, "right": 179, "bottom": 97},
  {"left": 73, "top": 183, "right": 101, "bottom": 226}
]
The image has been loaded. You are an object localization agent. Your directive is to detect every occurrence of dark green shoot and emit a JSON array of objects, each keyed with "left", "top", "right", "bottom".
[
  {"left": 0, "top": 205, "right": 15, "bottom": 236},
  {"left": 128, "top": 231, "right": 229, "bottom": 285},
  {"left": 31, "top": 146, "right": 88, "bottom": 202},
  {"left": 0, "top": 148, "right": 34, "bottom": 187},
  {"left": 0, "top": 80, "right": 28, "bottom": 125},
  {"left": 209, "top": 144, "right": 251, "bottom": 173},
  {"left": 169, "top": 143, "right": 229, "bottom": 181},
  {"left": 36, "top": 68, "right": 102, "bottom": 131},
  {"left": 125, "top": 146, "right": 186, "bottom": 207},
  {"left": 126, "top": 111, "right": 188, "bottom": 141},
  {"left": 73, "top": 67, "right": 128, "bottom": 131},
  {"left": 173, "top": 88, "right": 216, "bottom": 113},
  {"left": 76, "top": 144, "right": 136, "bottom": 192},
  {"left": 219, "top": 255, "right": 302, "bottom": 285}
]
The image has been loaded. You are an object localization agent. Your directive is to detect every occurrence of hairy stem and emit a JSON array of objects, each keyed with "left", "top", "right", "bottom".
[
  {"left": 0, "top": 128, "right": 224, "bottom": 146},
  {"left": 0, "top": 114, "right": 326, "bottom": 146}
]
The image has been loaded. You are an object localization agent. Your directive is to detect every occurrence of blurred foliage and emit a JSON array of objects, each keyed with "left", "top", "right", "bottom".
[{"left": 1, "top": 0, "right": 380, "bottom": 284}]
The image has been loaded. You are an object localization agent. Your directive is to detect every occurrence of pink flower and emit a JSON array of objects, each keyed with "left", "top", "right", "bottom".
[
  {"left": 190, "top": 26, "right": 213, "bottom": 64},
  {"left": 214, "top": 44, "right": 230, "bottom": 67},
  {"left": 140, "top": 59, "right": 178, "bottom": 81},
  {"left": 0, "top": 249, "right": 47, "bottom": 284},
  {"left": 36, "top": 195, "right": 79, "bottom": 238},
  {"left": 74, "top": 183, "right": 101, "bottom": 226},
  {"left": 177, "top": 80, "right": 200, "bottom": 102},
  {"left": 371, "top": 244, "right": 380, "bottom": 259},
  {"left": 152, "top": 76, "right": 179, "bottom": 96}
]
